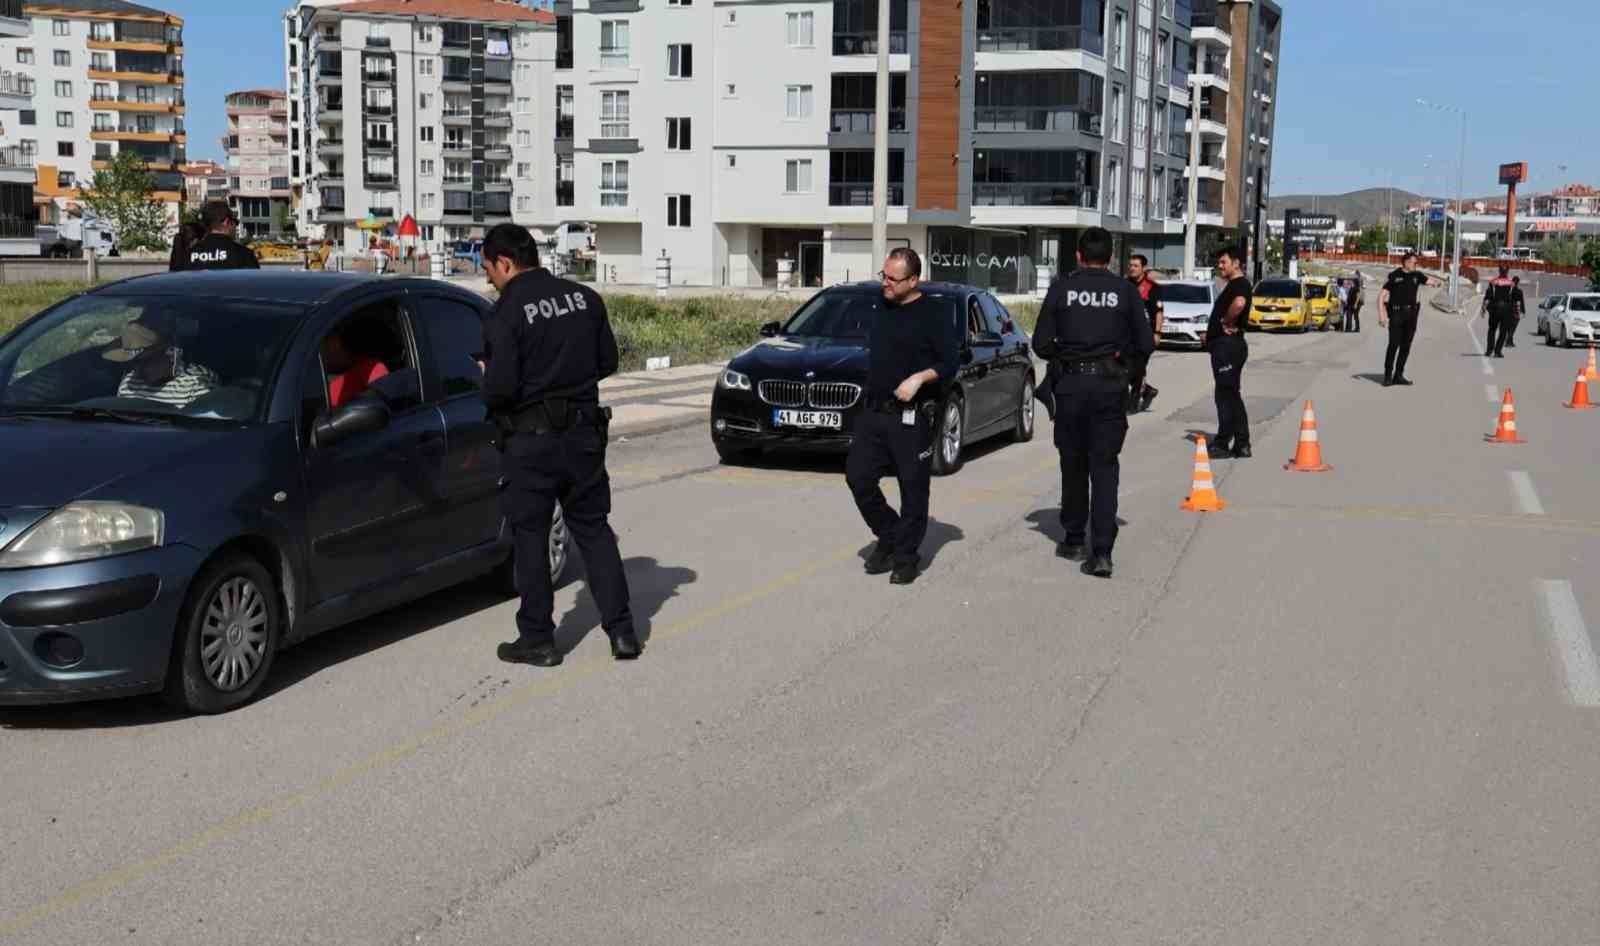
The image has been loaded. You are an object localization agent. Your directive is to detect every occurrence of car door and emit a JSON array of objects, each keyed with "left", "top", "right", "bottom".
[
  {"left": 959, "top": 293, "right": 1003, "bottom": 428},
  {"left": 299, "top": 294, "right": 448, "bottom": 603},
  {"left": 979, "top": 292, "right": 1026, "bottom": 413},
  {"left": 410, "top": 290, "right": 504, "bottom": 559}
]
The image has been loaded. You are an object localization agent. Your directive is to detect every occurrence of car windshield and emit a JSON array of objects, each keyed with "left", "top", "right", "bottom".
[
  {"left": 1163, "top": 284, "right": 1212, "bottom": 304},
  {"left": 1257, "top": 279, "right": 1301, "bottom": 299},
  {"left": 1304, "top": 284, "right": 1328, "bottom": 299},
  {"left": 0, "top": 292, "right": 305, "bottom": 424},
  {"left": 782, "top": 290, "right": 960, "bottom": 338},
  {"left": 1566, "top": 296, "right": 1600, "bottom": 312}
]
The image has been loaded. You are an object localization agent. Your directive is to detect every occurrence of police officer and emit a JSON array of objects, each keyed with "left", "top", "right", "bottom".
[
  {"left": 1481, "top": 265, "right": 1516, "bottom": 358},
  {"left": 479, "top": 224, "right": 640, "bottom": 667},
  {"left": 1378, "top": 252, "right": 1440, "bottom": 386},
  {"left": 848, "top": 247, "right": 960, "bottom": 586},
  {"left": 1126, "top": 254, "right": 1162, "bottom": 414},
  {"left": 1033, "top": 227, "right": 1153, "bottom": 579},
  {"left": 1206, "top": 245, "right": 1252, "bottom": 459},
  {"left": 182, "top": 201, "right": 260, "bottom": 271},
  {"left": 1507, "top": 275, "right": 1526, "bottom": 348}
]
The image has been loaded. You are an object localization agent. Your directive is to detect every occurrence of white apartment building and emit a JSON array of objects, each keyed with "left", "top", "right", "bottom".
[
  {"left": 0, "top": 0, "right": 186, "bottom": 238},
  {"left": 0, "top": 0, "right": 33, "bottom": 255},
  {"left": 284, "top": 0, "right": 557, "bottom": 253}
]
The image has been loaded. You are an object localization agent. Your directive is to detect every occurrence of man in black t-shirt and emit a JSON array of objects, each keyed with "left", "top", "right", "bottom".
[
  {"left": 1379, "top": 252, "right": 1440, "bottom": 386},
  {"left": 1205, "top": 246, "right": 1253, "bottom": 459},
  {"left": 1126, "top": 254, "right": 1162, "bottom": 414},
  {"left": 847, "top": 248, "right": 961, "bottom": 586},
  {"left": 183, "top": 201, "right": 260, "bottom": 272}
]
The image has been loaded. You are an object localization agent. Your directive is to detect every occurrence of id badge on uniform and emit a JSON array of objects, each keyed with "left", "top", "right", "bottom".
[{"left": 901, "top": 408, "right": 917, "bottom": 426}]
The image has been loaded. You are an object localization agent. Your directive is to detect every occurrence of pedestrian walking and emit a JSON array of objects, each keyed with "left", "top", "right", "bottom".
[
  {"left": 1481, "top": 265, "right": 1516, "bottom": 359},
  {"left": 1125, "top": 254, "right": 1163, "bottom": 414},
  {"left": 182, "top": 201, "right": 259, "bottom": 271},
  {"left": 1378, "top": 252, "right": 1440, "bottom": 386},
  {"left": 847, "top": 248, "right": 961, "bottom": 586},
  {"left": 1205, "top": 245, "right": 1253, "bottom": 457},
  {"left": 1033, "top": 226, "right": 1153, "bottom": 579},
  {"left": 1507, "top": 275, "right": 1526, "bottom": 348},
  {"left": 479, "top": 223, "right": 640, "bottom": 667}
]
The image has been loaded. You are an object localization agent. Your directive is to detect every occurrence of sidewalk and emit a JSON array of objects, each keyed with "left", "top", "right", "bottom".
[{"left": 601, "top": 362, "right": 727, "bottom": 438}]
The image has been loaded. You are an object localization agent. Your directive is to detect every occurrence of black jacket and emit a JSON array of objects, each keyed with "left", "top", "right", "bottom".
[{"left": 481, "top": 268, "right": 618, "bottom": 414}]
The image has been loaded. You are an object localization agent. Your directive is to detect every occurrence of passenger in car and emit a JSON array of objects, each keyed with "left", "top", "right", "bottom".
[
  {"left": 104, "top": 319, "right": 219, "bottom": 408},
  {"left": 322, "top": 322, "right": 391, "bottom": 407}
]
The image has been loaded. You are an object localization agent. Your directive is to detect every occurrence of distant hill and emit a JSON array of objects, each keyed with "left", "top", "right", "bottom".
[{"left": 1267, "top": 188, "right": 1427, "bottom": 228}]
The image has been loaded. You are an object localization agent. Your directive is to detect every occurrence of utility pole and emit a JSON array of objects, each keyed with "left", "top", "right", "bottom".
[
  {"left": 870, "top": 0, "right": 889, "bottom": 270},
  {"left": 1182, "top": 76, "right": 1201, "bottom": 278}
]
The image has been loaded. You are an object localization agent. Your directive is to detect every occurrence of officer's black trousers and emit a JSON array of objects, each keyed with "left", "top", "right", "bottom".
[
  {"left": 1209, "top": 335, "right": 1250, "bottom": 450},
  {"left": 1053, "top": 374, "right": 1129, "bottom": 556},
  {"left": 1487, "top": 311, "right": 1512, "bottom": 356},
  {"left": 1385, "top": 311, "right": 1420, "bottom": 380},
  {"left": 1345, "top": 302, "right": 1361, "bottom": 332},
  {"left": 847, "top": 408, "right": 933, "bottom": 567},
  {"left": 501, "top": 423, "right": 634, "bottom": 647}
]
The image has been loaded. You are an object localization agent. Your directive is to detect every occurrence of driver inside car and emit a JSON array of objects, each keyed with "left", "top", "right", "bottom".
[
  {"left": 321, "top": 321, "right": 390, "bottom": 408},
  {"left": 104, "top": 318, "right": 219, "bottom": 409}
]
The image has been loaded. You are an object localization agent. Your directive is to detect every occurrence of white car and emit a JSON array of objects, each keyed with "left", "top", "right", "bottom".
[
  {"left": 1537, "top": 292, "right": 1600, "bottom": 348},
  {"left": 1156, "top": 280, "right": 1218, "bottom": 349}
]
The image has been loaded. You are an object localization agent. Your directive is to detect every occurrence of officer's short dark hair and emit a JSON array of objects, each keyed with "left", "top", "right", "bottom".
[
  {"left": 1498, "top": 265, "right": 1510, "bottom": 276},
  {"left": 1401, "top": 251, "right": 1417, "bottom": 263},
  {"left": 1513, "top": 275, "right": 1520, "bottom": 284},
  {"left": 1215, "top": 244, "right": 1244, "bottom": 266},
  {"left": 481, "top": 223, "right": 541, "bottom": 270},
  {"left": 1130, "top": 254, "right": 1149, "bottom": 268},
  {"left": 201, "top": 200, "right": 234, "bottom": 231},
  {"left": 1078, "top": 227, "right": 1114, "bottom": 265},
  {"left": 887, "top": 246, "right": 921, "bottom": 278}
]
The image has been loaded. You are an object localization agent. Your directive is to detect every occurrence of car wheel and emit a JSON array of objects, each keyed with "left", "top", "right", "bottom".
[
  {"left": 932, "top": 394, "right": 965, "bottom": 477},
  {"left": 1546, "top": 324, "right": 1557, "bottom": 347},
  {"left": 1563, "top": 325, "right": 1574, "bottom": 348},
  {"left": 1010, "top": 376, "right": 1036, "bottom": 443},
  {"left": 495, "top": 504, "right": 569, "bottom": 596},
  {"left": 164, "top": 552, "right": 283, "bottom": 714},
  {"left": 715, "top": 441, "right": 758, "bottom": 465}
]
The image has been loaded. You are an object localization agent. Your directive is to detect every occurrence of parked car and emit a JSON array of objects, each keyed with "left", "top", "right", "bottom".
[
  {"left": 1537, "top": 292, "right": 1600, "bottom": 348},
  {"left": 1301, "top": 276, "right": 1340, "bottom": 330},
  {"left": 709, "top": 282, "right": 1035, "bottom": 475},
  {"left": 0, "top": 271, "right": 566, "bottom": 712},
  {"left": 1248, "top": 278, "right": 1312, "bottom": 332},
  {"left": 1155, "top": 279, "right": 1217, "bottom": 349}
]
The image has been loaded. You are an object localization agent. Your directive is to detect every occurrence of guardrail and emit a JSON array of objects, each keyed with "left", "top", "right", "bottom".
[{"left": 1306, "top": 251, "right": 1591, "bottom": 280}]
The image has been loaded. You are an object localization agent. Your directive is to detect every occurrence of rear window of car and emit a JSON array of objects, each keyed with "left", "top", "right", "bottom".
[
  {"left": 1162, "top": 284, "right": 1212, "bottom": 304},
  {"left": 1256, "top": 280, "right": 1301, "bottom": 298},
  {"left": 1305, "top": 283, "right": 1328, "bottom": 299}
]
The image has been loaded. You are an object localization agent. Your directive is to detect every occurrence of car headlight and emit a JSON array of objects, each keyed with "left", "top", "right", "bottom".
[
  {"left": 718, "top": 369, "right": 753, "bottom": 391},
  {"left": 0, "top": 502, "right": 164, "bottom": 569}
]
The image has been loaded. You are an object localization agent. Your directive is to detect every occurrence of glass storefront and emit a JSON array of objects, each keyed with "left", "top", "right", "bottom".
[{"left": 928, "top": 227, "right": 1031, "bottom": 294}]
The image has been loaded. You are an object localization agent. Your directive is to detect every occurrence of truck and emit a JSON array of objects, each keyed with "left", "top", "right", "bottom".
[{"left": 36, "top": 213, "right": 116, "bottom": 258}]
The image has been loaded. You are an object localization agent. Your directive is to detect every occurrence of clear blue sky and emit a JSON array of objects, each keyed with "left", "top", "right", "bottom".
[{"left": 174, "top": 0, "right": 1597, "bottom": 199}]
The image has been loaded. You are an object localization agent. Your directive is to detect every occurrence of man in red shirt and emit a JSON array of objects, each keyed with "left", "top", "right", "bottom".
[
  {"left": 322, "top": 327, "right": 389, "bottom": 406},
  {"left": 1126, "top": 255, "right": 1162, "bottom": 414}
]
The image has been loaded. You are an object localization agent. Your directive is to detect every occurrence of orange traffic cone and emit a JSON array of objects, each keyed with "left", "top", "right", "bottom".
[
  {"left": 1180, "top": 437, "right": 1227, "bottom": 512},
  {"left": 1565, "top": 370, "right": 1597, "bottom": 410},
  {"left": 1283, "top": 400, "right": 1334, "bottom": 472},
  {"left": 1486, "top": 389, "right": 1527, "bottom": 443},
  {"left": 1585, "top": 347, "right": 1598, "bottom": 382}
]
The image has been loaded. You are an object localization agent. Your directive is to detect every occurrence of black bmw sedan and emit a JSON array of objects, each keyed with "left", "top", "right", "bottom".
[{"left": 710, "top": 282, "right": 1036, "bottom": 475}]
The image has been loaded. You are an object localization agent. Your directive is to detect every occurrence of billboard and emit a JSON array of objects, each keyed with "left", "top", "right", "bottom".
[
  {"left": 1285, "top": 210, "right": 1336, "bottom": 232},
  {"left": 1498, "top": 162, "right": 1528, "bottom": 186}
]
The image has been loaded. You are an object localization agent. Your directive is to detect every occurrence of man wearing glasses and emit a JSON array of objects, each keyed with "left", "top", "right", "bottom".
[{"left": 847, "top": 248, "right": 960, "bottom": 586}]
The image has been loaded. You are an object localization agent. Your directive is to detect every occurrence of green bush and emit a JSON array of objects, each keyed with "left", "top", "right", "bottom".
[{"left": 0, "top": 282, "right": 97, "bottom": 338}]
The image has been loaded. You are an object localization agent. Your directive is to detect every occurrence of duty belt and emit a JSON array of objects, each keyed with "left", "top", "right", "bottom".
[
  {"left": 1056, "top": 357, "right": 1123, "bottom": 376},
  {"left": 504, "top": 401, "right": 611, "bottom": 436}
]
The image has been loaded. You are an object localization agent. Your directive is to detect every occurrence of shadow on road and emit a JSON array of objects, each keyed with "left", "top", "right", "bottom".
[
  {"left": 554, "top": 556, "right": 697, "bottom": 653},
  {"left": 1351, "top": 373, "right": 1389, "bottom": 385},
  {"left": 852, "top": 518, "right": 965, "bottom": 572},
  {"left": 1024, "top": 508, "right": 1128, "bottom": 546}
]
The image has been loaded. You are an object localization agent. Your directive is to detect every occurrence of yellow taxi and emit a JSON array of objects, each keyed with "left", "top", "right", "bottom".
[
  {"left": 1302, "top": 276, "right": 1340, "bottom": 331},
  {"left": 1248, "top": 277, "right": 1312, "bottom": 333}
]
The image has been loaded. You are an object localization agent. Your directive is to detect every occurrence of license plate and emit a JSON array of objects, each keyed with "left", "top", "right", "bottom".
[{"left": 772, "top": 409, "right": 842, "bottom": 429}]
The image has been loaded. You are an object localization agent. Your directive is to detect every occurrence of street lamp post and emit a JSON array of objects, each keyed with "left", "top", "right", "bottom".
[
  {"left": 1182, "top": 75, "right": 1202, "bottom": 278},
  {"left": 869, "top": 0, "right": 890, "bottom": 270},
  {"left": 1418, "top": 98, "right": 1466, "bottom": 308}
]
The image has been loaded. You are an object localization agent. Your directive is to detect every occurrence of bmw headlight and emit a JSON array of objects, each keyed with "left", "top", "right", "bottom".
[
  {"left": 718, "top": 369, "right": 753, "bottom": 391},
  {"left": 0, "top": 502, "right": 164, "bottom": 569}
]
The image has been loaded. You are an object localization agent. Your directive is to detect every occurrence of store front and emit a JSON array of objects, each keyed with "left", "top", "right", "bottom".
[{"left": 927, "top": 227, "right": 1031, "bottom": 293}]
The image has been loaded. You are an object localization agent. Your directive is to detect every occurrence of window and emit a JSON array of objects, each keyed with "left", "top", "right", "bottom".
[
  {"left": 1137, "top": 25, "right": 1151, "bottom": 80},
  {"left": 830, "top": 149, "right": 905, "bottom": 205},
  {"left": 421, "top": 192, "right": 436, "bottom": 209},
  {"left": 1134, "top": 97, "right": 1148, "bottom": 149},
  {"left": 18, "top": 111, "right": 33, "bottom": 127},
  {"left": 93, "top": 113, "right": 112, "bottom": 131},
  {"left": 92, "top": 82, "right": 109, "bottom": 100},
  {"left": 667, "top": 43, "right": 692, "bottom": 78},
  {"left": 666, "top": 193, "right": 691, "bottom": 228},
  {"left": 58, "top": 172, "right": 75, "bottom": 188},
  {"left": 785, "top": 158, "right": 812, "bottom": 193},
  {"left": 516, "top": 63, "right": 532, "bottom": 84},
  {"left": 557, "top": 154, "right": 574, "bottom": 206},
  {"left": 416, "top": 297, "right": 486, "bottom": 400},
  {"left": 600, "top": 20, "right": 630, "bottom": 67},
  {"left": 56, "top": 112, "right": 74, "bottom": 128},
  {"left": 1158, "top": 30, "right": 1170, "bottom": 80},
  {"left": 90, "top": 52, "right": 111, "bottom": 71},
  {"left": 54, "top": 81, "right": 72, "bottom": 98},
  {"left": 90, "top": 21, "right": 111, "bottom": 41},
  {"left": 53, "top": 19, "right": 69, "bottom": 36},
  {"left": 18, "top": 138, "right": 35, "bottom": 155},
  {"left": 785, "top": 84, "right": 813, "bottom": 119},
  {"left": 135, "top": 114, "right": 155, "bottom": 132},
  {"left": 1152, "top": 100, "right": 1166, "bottom": 154},
  {"left": 668, "top": 0, "right": 692, "bottom": 5},
  {"left": 420, "top": 126, "right": 435, "bottom": 143},
  {"left": 419, "top": 93, "right": 433, "bottom": 110},
  {"left": 418, "top": 25, "right": 434, "bottom": 43},
  {"left": 136, "top": 85, "right": 155, "bottom": 103},
  {"left": 1131, "top": 168, "right": 1145, "bottom": 220},
  {"left": 725, "top": 83, "right": 737, "bottom": 97},
  {"left": 599, "top": 159, "right": 629, "bottom": 206},
  {"left": 423, "top": 224, "right": 436, "bottom": 241},
  {"left": 600, "top": 90, "right": 630, "bottom": 138},
  {"left": 666, "top": 116, "right": 691, "bottom": 151},
  {"left": 516, "top": 129, "right": 532, "bottom": 146},
  {"left": 516, "top": 161, "right": 531, "bottom": 178},
  {"left": 1151, "top": 167, "right": 1165, "bottom": 219},
  {"left": 1105, "top": 157, "right": 1121, "bottom": 216},
  {"left": 727, "top": 10, "right": 736, "bottom": 23},
  {"left": 517, "top": 195, "right": 532, "bottom": 212},
  {"left": 419, "top": 58, "right": 434, "bottom": 76},
  {"left": 57, "top": 142, "right": 74, "bottom": 157},
  {"left": 727, "top": 154, "right": 736, "bottom": 168},
  {"left": 16, "top": 49, "right": 32, "bottom": 65},
  {"left": 972, "top": 71, "right": 1099, "bottom": 135},
  {"left": 420, "top": 159, "right": 436, "bottom": 175},
  {"left": 516, "top": 96, "right": 531, "bottom": 114},
  {"left": 787, "top": 11, "right": 814, "bottom": 47},
  {"left": 54, "top": 50, "right": 71, "bottom": 67},
  {"left": 1110, "top": 84, "right": 1124, "bottom": 142}
]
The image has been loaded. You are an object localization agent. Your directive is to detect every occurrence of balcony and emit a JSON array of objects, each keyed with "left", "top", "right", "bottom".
[
  {"left": 556, "top": 181, "right": 574, "bottom": 207},
  {"left": 363, "top": 70, "right": 395, "bottom": 85},
  {"left": 973, "top": 107, "right": 1099, "bottom": 135},
  {"left": 442, "top": 72, "right": 472, "bottom": 91},
  {"left": 0, "top": 70, "right": 31, "bottom": 102},
  {"left": 365, "top": 138, "right": 395, "bottom": 153},
  {"left": 1190, "top": 25, "right": 1232, "bottom": 47},
  {"left": 975, "top": 26, "right": 1102, "bottom": 55},
  {"left": 366, "top": 35, "right": 391, "bottom": 48},
  {"left": 443, "top": 108, "right": 473, "bottom": 126},
  {"left": 483, "top": 176, "right": 513, "bottom": 191},
  {"left": 364, "top": 172, "right": 396, "bottom": 186},
  {"left": 443, "top": 175, "right": 473, "bottom": 186},
  {"left": 833, "top": 32, "right": 907, "bottom": 56},
  {"left": 556, "top": 116, "right": 574, "bottom": 139},
  {"left": 483, "top": 110, "right": 512, "bottom": 127},
  {"left": 90, "top": 95, "right": 184, "bottom": 113},
  {"left": 485, "top": 142, "right": 513, "bottom": 158},
  {"left": 363, "top": 101, "right": 395, "bottom": 117},
  {"left": 0, "top": 145, "right": 33, "bottom": 181},
  {"left": 442, "top": 140, "right": 472, "bottom": 155},
  {"left": 316, "top": 137, "right": 345, "bottom": 155},
  {"left": 972, "top": 183, "right": 1097, "bottom": 208},
  {"left": 829, "top": 183, "right": 906, "bottom": 207},
  {"left": 367, "top": 206, "right": 395, "bottom": 219},
  {"left": 87, "top": 66, "right": 184, "bottom": 85},
  {"left": 443, "top": 203, "right": 474, "bottom": 217},
  {"left": 91, "top": 127, "right": 184, "bottom": 143},
  {"left": 1187, "top": 115, "right": 1227, "bottom": 139},
  {"left": 830, "top": 109, "right": 907, "bottom": 134}
]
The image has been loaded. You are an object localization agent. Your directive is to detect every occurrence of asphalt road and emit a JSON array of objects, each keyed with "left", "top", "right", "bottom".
[{"left": 5, "top": 287, "right": 1600, "bottom": 945}]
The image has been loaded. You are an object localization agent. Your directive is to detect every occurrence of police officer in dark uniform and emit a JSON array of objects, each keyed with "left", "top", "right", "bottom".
[
  {"left": 1378, "top": 252, "right": 1440, "bottom": 386},
  {"left": 848, "top": 247, "right": 961, "bottom": 586},
  {"left": 479, "top": 224, "right": 640, "bottom": 667},
  {"left": 1206, "top": 245, "right": 1252, "bottom": 458},
  {"left": 182, "top": 201, "right": 260, "bottom": 271},
  {"left": 1033, "top": 227, "right": 1153, "bottom": 579}
]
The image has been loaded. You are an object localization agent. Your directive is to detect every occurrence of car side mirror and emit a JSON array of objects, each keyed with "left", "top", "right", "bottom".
[
  {"left": 313, "top": 397, "right": 391, "bottom": 448},
  {"left": 759, "top": 321, "right": 782, "bottom": 337},
  {"left": 972, "top": 331, "right": 1004, "bottom": 348}
]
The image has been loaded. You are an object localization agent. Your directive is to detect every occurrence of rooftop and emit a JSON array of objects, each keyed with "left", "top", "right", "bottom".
[
  {"left": 24, "top": 0, "right": 178, "bottom": 21},
  {"left": 316, "top": 0, "right": 555, "bottom": 24}
]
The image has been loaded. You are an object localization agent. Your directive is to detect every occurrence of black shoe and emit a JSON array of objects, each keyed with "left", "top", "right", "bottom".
[
  {"left": 1056, "top": 541, "right": 1088, "bottom": 562},
  {"left": 863, "top": 543, "right": 894, "bottom": 575},
  {"left": 1393, "top": 377, "right": 1413, "bottom": 386},
  {"left": 889, "top": 561, "right": 919, "bottom": 585},
  {"left": 1382, "top": 376, "right": 1393, "bottom": 387},
  {"left": 609, "top": 629, "right": 642, "bottom": 660},
  {"left": 497, "top": 640, "right": 563, "bottom": 667},
  {"left": 1140, "top": 387, "right": 1159, "bottom": 413},
  {"left": 1081, "top": 555, "right": 1114, "bottom": 579},
  {"left": 1230, "top": 444, "right": 1252, "bottom": 459},
  {"left": 1208, "top": 443, "right": 1232, "bottom": 459}
]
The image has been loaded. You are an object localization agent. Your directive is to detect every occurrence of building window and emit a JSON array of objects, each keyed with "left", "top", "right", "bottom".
[
  {"left": 516, "top": 129, "right": 532, "bottom": 147},
  {"left": 516, "top": 161, "right": 531, "bottom": 178},
  {"left": 93, "top": 113, "right": 112, "bottom": 131},
  {"left": 18, "top": 139, "right": 35, "bottom": 155},
  {"left": 53, "top": 18, "right": 69, "bottom": 36},
  {"left": 54, "top": 81, "right": 72, "bottom": 98},
  {"left": 668, "top": 0, "right": 692, "bottom": 5},
  {"left": 666, "top": 193, "right": 691, "bottom": 227},
  {"left": 1112, "top": 11, "right": 1127, "bottom": 69},
  {"left": 56, "top": 112, "right": 74, "bottom": 128},
  {"left": 727, "top": 10, "right": 736, "bottom": 23},
  {"left": 90, "top": 21, "right": 111, "bottom": 41},
  {"left": 91, "top": 52, "right": 113, "bottom": 71},
  {"left": 421, "top": 159, "right": 436, "bottom": 175},
  {"left": 725, "top": 83, "right": 737, "bottom": 97},
  {"left": 830, "top": 149, "right": 904, "bottom": 205},
  {"left": 1136, "top": 25, "right": 1152, "bottom": 81},
  {"left": 973, "top": 71, "right": 1100, "bottom": 135},
  {"left": 784, "top": 158, "right": 812, "bottom": 193},
  {"left": 92, "top": 82, "right": 110, "bottom": 101},
  {"left": 18, "top": 111, "right": 33, "bottom": 127},
  {"left": 136, "top": 85, "right": 155, "bottom": 103},
  {"left": 1158, "top": 30, "right": 1170, "bottom": 80},
  {"left": 600, "top": 159, "right": 629, "bottom": 206},
  {"left": 1131, "top": 168, "right": 1146, "bottom": 220},
  {"left": 420, "top": 58, "right": 434, "bottom": 76},
  {"left": 727, "top": 154, "right": 736, "bottom": 168},
  {"left": 418, "top": 25, "right": 434, "bottom": 43},
  {"left": 516, "top": 63, "right": 532, "bottom": 84},
  {"left": 419, "top": 93, "right": 433, "bottom": 109},
  {"left": 517, "top": 195, "right": 532, "bottom": 212},
  {"left": 1151, "top": 167, "right": 1165, "bottom": 219},
  {"left": 1134, "top": 97, "right": 1148, "bottom": 149},
  {"left": 971, "top": 148, "right": 1098, "bottom": 208},
  {"left": 600, "top": 90, "right": 630, "bottom": 138},
  {"left": 54, "top": 50, "right": 71, "bottom": 67},
  {"left": 58, "top": 142, "right": 74, "bottom": 157},
  {"left": 16, "top": 49, "right": 32, "bottom": 65},
  {"left": 833, "top": 0, "right": 909, "bottom": 55},
  {"left": 516, "top": 96, "right": 531, "bottom": 113},
  {"left": 419, "top": 126, "right": 435, "bottom": 143},
  {"left": 666, "top": 116, "right": 691, "bottom": 151},
  {"left": 786, "top": 11, "right": 814, "bottom": 47},
  {"left": 667, "top": 43, "right": 693, "bottom": 78},
  {"left": 1105, "top": 157, "right": 1121, "bottom": 216},
  {"left": 600, "top": 20, "right": 630, "bottom": 68},
  {"left": 421, "top": 193, "right": 436, "bottom": 209},
  {"left": 1153, "top": 100, "right": 1166, "bottom": 154},
  {"left": 1110, "top": 84, "right": 1124, "bottom": 142},
  {"left": 785, "top": 84, "right": 813, "bottom": 119}
]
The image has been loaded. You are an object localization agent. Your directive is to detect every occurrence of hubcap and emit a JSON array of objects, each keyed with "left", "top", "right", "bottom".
[
  {"left": 548, "top": 506, "right": 568, "bottom": 579},
  {"left": 943, "top": 403, "right": 962, "bottom": 464},
  {"left": 1021, "top": 383, "right": 1035, "bottom": 433},
  {"left": 200, "top": 576, "right": 269, "bottom": 692}
]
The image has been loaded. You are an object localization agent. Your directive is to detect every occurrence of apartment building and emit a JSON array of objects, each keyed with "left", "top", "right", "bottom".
[
  {"left": 181, "top": 157, "right": 226, "bottom": 206},
  {"left": 0, "top": 0, "right": 33, "bottom": 255},
  {"left": 224, "top": 89, "right": 292, "bottom": 238},
  {"left": 0, "top": 0, "right": 185, "bottom": 233},
  {"left": 284, "top": 0, "right": 557, "bottom": 252}
]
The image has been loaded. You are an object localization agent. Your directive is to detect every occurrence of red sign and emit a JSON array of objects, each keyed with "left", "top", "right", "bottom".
[
  {"left": 1532, "top": 219, "right": 1578, "bottom": 232},
  {"left": 1498, "top": 162, "right": 1528, "bottom": 185}
]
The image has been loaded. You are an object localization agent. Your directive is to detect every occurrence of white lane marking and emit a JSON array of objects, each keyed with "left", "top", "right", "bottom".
[
  {"left": 1463, "top": 315, "right": 1494, "bottom": 375},
  {"left": 1485, "top": 383, "right": 1499, "bottom": 403},
  {"left": 1509, "top": 471, "right": 1545, "bottom": 515},
  {"left": 1539, "top": 580, "right": 1600, "bottom": 707}
]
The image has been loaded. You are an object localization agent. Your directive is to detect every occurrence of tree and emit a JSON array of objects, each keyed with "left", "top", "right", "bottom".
[
  {"left": 1350, "top": 225, "right": 1388, "bottom": 255},
  {"left": 1542, "top": 236, "right": 1583, "bottom": 267},
  {"left": 1583, "top": 239, "right": 1600, "bottom": 292},
  {"left": 1478, "top": 236, "right": 1501, "bottom": 259},
  {"left": 1265, "top": 236, "right": 1284, "bottom": 272},
  {"left": 275, "top": 202, "right": 297, "bottom": 239},
  {"left": 83, "top": 151, "right": 169, "bottom": 252}
]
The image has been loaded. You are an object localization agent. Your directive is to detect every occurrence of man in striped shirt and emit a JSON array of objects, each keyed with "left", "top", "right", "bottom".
[{"left": 104, "top": 320, "right": 218, "bottom": 409}]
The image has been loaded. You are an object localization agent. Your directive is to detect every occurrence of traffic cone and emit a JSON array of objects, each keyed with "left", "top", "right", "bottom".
[
  {"left": 1283, "top": 400, "right": 1334, "bottom": 472},
  {"left": 1585, "top": 347, "right": 1598, "bottom": 382},
  {"left": 1180, "top": 437, "right": 1227, "bottom": 512},
  {"left": 1486, "top": 389, "right": 1527, "bottom": 443},
  {"left": 1565, "top": 370, "right": 1597, "bottom": 410}
]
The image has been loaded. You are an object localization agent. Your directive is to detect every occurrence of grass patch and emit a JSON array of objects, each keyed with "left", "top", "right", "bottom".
[{"left": 0, "top": 282, "right": 95, "bottom": 338}]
